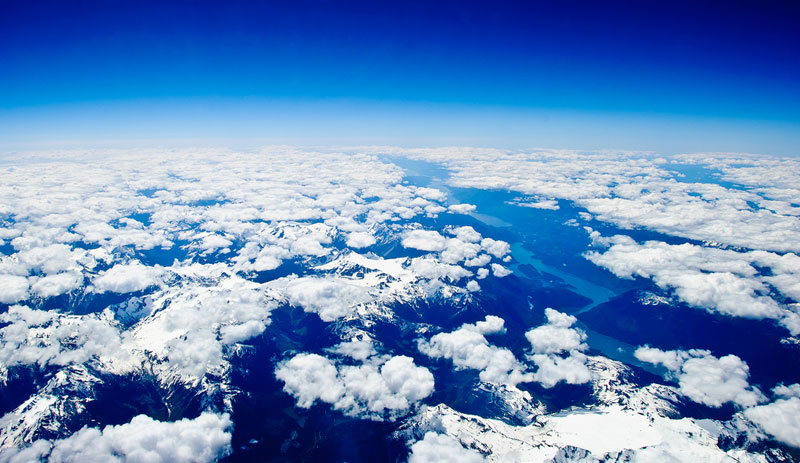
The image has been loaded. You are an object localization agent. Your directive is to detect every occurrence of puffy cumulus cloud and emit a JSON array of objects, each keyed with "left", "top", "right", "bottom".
[
  {"left": 479, "top": 238, "right": 510, "bottom": 258},
  {"left": 30, "top": 271, "right": 83, "bottom": 298},
  {"left": 586, "top": 234, "right": 799, "bottom": 332},
  {"left": 15, "top": 244, "right": 81, "bottom": 275},
  {"left": 529, "top": 353, "right": 592, "bottom": 388},
  {"left": 525, "top": 308, "right": 591, "bottom": 388},
  {"left": 448, "top": 226, "right": 482, "bottom": 243},
  {"left": 744, "top": 397, "right": 800, "bottom": 448},
  {"left": 634, "top": 347, "right": 765, "bottom": 408},
  {"left": 464, "top": 254, "right": 491, "bottom": 268},
  {"left": 439, "top": 239, "right": 481, "bottom": 265},
  {"left": 526, "top": 309, "right": 586, "bottom": 355},
  {"left": 345, "top": 231, "right": 377, "bottom": 249},
  {"left": 408, "top": 257, "right": 472, "bottom": 283},
  {"left": 389, "top": 148, "right": 800, "bottom": 253},
  {"left": 129, "top": 273, "right": 277, "bottom": 378},
  {"left": 284, "top": 276, "right": 371, "bottom": 322},
  {"left": 0, "top": 412, "right": 232, "bottom": 463},
  {"left": 275, "top": 353, "right": 344, "bottom": 408},
  {"left": 773, "top": 383, "right": 800, "bottom": 399},
  {"left": 490, "top": 263, "right": 512, "bottom": 278},
  {"left": 198, "top": 233, "right": 233, "bottom": 252},
  {"left": 418, "top": 316, "right": 532, "bottom": 387},
  {"left": 402, "top": 229, "right": 448, "bottom": 252},
  {"left": 329, "top": 338, "right": 376, "bottom": 361},
  {"left": 275, "top": 352, "right": 434, "bottom": 420},
  {"left": 0, "top": 148, "right": 455, "bottom": 310},
  {"left": 448, "top": 203, "right": 477, "bottom": 214},
  {"left": 93, "top": 262, "right": 162, "bottom": 294},
  {"left": 0, "top": 275, "right": 29, "bottom": 304},
  {"left": 510, "top": 198, "right": 560, "bottom": 210},
  {"left": 0, "top": 305, "right": 132, "bottom": 371},
  {"left": 407, "top": 432, "right": 486, "bottom": 463}
]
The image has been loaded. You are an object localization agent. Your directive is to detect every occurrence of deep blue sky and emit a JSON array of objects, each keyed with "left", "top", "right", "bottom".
[{"left": 2, "top": 0, "right": 799, "bottom": 153}]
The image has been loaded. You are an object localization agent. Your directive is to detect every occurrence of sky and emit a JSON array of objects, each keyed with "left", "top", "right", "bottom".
[{"left": 1, "top": 0, "right": 799, "bottom": 154}]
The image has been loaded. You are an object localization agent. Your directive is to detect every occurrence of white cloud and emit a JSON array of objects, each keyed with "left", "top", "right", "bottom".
[
  {"left": 586, "top": 234, "right": 798, "bottom": 331},
  {"left": 30, "top": 272, "right": 83, "bottom": 298},
  {"left": 0, "top": 412, "right": 232, "bottom": 463},
  {"left": 408, "top": 432, "right": 486, "bottom": 463},
  {"left": 346, "top": 231, "right": 377, "bottom": 248},
  {"left": 0, "top": 305, "right": 132, "bottom": 370},
  {"left": 395, "top": 148, "right": 800, "bottom": 253},
  {"left": 634, "top": 346, "right": 765, "bottom": 408},
  {"left": 0, "top": 275, "right": 29, "bottom": 304},
  {"left": 466, "top": 280, "right": 480, "bottom": 292},
  {"left": 418, "top": 316, "right": 531, "bottom": 387},
  {"left": 480, "top": 238, "right": 510, "bottom": 258},
  {"left": 463, "top": 254, "right": 491, "bottom": 268},
  {"left": 284, "top": 276, "right": 371, "bottom": 322},
  {"left": 408, "top": 257, "right": 471, "bottom": 283},
  {"left": 448, "top": 226, "right": 482, "bottom": 243},
  {"left": 744, "top": 396, "right": 800, "bottom": 448},
  {"left": 128, "top": 273, "right": 277, "bottom": 379},
  {"left": 448, "top": 203, "right": 477, "bottom": 214},
  {"left": 530, "top": 352, "right": 592, "bottom": 388},
  {"left": 329, "top": 338, "right": 376, "bottom": 361},
  {"left": 15, "top": 244, "right": 80, "bottom": 275},
  {"left": 525, "top": 308, "right": 591, "bottom": 388},
  {"left": 490, "top": 263, "right": 511, "bottom": 277},
  {"left": 275, "top": 353, "right": 345, "bottom": 408},
  {"left": 93, "top": 262, "right": 162, "bottom": 294},
  {"left": 440, "top": 239, "right": 481, "bottom": 265},
  {"left": 525, "top": 309, "right": 586, "bottom": 355},
  {"left": 402, "top": 230, "right": 448, "bottom": 252},
  {"left": 199, "top": 233, "right": 233, "bottom": 252},
  {"left": 275, "top": 352, "right": 434, "bottom": 419}
]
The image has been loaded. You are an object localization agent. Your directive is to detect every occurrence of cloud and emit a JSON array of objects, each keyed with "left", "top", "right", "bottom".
[
  {"left": 479, "top": 238, "right": 510, "bottom": 258},
  {"left": 525, "top": 308, "right": 591, "bottom": 388},
  {"left": 15, "top": 244, "right": 80, "bottom": 275},
  {"left": 284, "top": 276, "right": 371, "bottom": 322},
  {"left": 448, "top": 203, "right": 477, "bottom": 214},
  {"left": 275, "top": 353, "right": 345, "bottom": 408},
  {"left": 402, "top": 229, "right": 448, "bottom": 252},
  {"left": 525, "top": 309, "right": 587, "bottom": 355},
  {"left": 0, "top": 275, "right": 29, "bottom": 304},
  {"left": 448, "top": 226, "right": 482, "bottom": 243},
  {"left": 393, "top": 148, "right": 800, "bottom": 253},
  {"left": 30, "top": 271, "right": 83, "bottom": 298},
  {"left": 586, "top": 234, "right": 798, "bottom": 332},
  {"left": 0, "top": 305, "right": 132, "bottom": 370},
  {"left": 634, "top": 346, "right": 765, "bottom": 408},
  {"left": 328, "top": 338, "right": 376, "bottom": 361},
  {"left": 744, "top": 396, "right": 800, "bottom": 448},
  {"left": 418, "top": 316, "right": 531, "bottom": 387},
  {"left": 439, "top": 239, "right": 481, "bottom": 265},
  {"left": 490, "top": 263, "right": 511, "bottom": 277},
  {"left": 0, "top": 412, "right": 232, "bottom": 463},
  {"left": 529, "top": 352, "right": 592, "bottom": 388},
  {"left": 407, "top": 432, "right": 486, "bottom": 463},
  {"left": 128, "top": 273, "right": 277, "bottom": 378},
  {"left": 275, "top": 352, "right": 434, "bottom": 419},
  {"left": 93, "top": 262, "right": 162, "bottom": 294},
  {"left": 408, "top": 257, "right": 471, "bottom": 283},
  {"left": 346, "top": 231, "right": 377, "bottom": 248}
]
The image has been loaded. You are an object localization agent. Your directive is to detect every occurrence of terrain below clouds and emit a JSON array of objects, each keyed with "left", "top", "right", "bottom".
[{"left": 0, "top": 147, "right": 799, "bottom": 462}]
